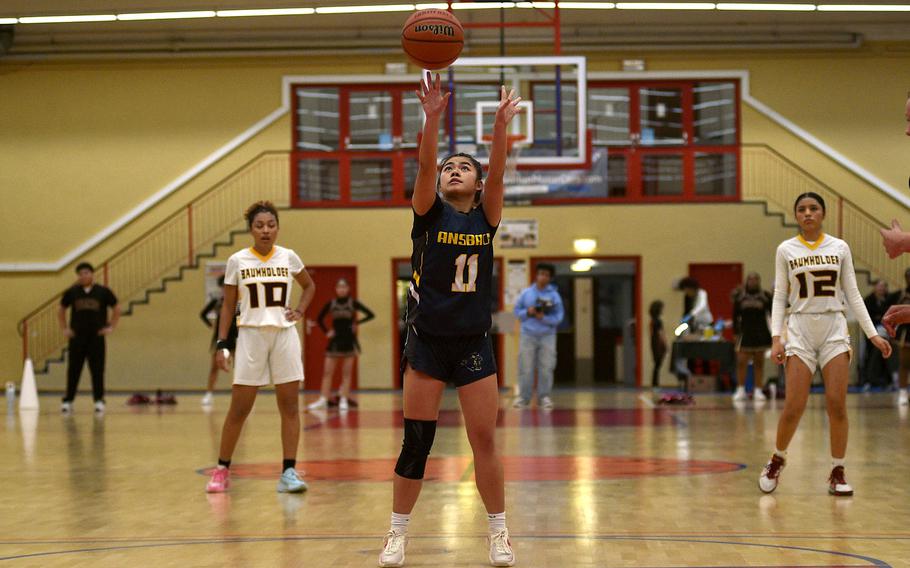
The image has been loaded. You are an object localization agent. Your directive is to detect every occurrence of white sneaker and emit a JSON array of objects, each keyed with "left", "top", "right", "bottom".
[
  {"left": 900, "top": 390, "right": 909, "bottom": 406},
  {"left": 488, "top": 529, "right": 515, "bottom": 567},
  {"left": 759, "top": 454, "right": 786, "bottom": 494},
  {"left": 378, "top": 529, "right": 407, "bottom": 567},
  {"left": 201, "top": 392, "right": 214, "bottom": 406},
  {"left": 539, "top": 396, "right": 554, "bottom": 409},
  {"left": 61, "top": 401, "right": 73, "bottom": 414},
  {"left": 754, "top": 389, "right": 767, "bottom": 402},
  {"left": 307, "top": 397, "right": 327, "bottom": 411},
  {"left": 511, "top": 398, "right": 528, "bottom": 409},
  {"left": 339, "top": 397, "right": 349, "bottom": 411},
  {"left": 94, "top": 401, "right": 105, "bottom": 414},
  {"left": 732, "top": 387, "right": 747, "bottom": 401}
]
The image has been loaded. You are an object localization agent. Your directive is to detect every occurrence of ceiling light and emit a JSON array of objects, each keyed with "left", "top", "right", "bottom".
[
  {"left": 216, "top": 8, "right": 316, "bottom": 17},
  {"left": 616, "top": 2, "right": 715, "bottom": 9},
  {"left": 18, "top": 14, "right": 117, "bottom": 24},
  {"left": 573, "top": 238, "right": 598, "bottom": 254},
  {"left": 0, "top": 17, "right": 16, "bottom": 24},
  {"left": 517, "top": 1, "right": 557, "bottom": 7},
  {"left": 452, "top": 2, "right": 517, "bottom": 9},
  {"left": 415, "top": 3, "right": 450, "bottom": 8},
  {"left": 559, "top": 2, "right": 617, "bottom": 7},
  {"left": 717, "top": 3, "right": 814, "bottom": 10},
  {"left": 316, "top": 4, "right": 417, "bottom": 13},
  {"left": 817, "top": 4, "right": 910, "bottom": 11},
  {"left": 117, "top": 11, "right": 216, "bottom": 21},
  {"left": 570, "top": 259, "right": 597, "bottom": 272}
]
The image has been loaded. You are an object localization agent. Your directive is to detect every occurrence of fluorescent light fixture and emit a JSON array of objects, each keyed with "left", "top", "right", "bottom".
[
  {"left": 573, "top": 238, "right": 597, "bottom": 254},
  {"left": 674, "top": 322, "right": 689, "bottom": 337},
  {"left": 316, "top": 4, "right": 417, "bottom": 13},
  {"left": 118, "top": 11, "right": 216, "bottom": 21},
  {"left": 616, "top": 2, "right": 715, "bottom": 9},
  {"left": 570, "top": 258, "right": 597, "bottom": 272},
  {"left": 517, "top": 1, "right": 557, "bottom": 7},
  {"left": 717, "top": 2, "right": 814, "bottom": 9},
  {"left": 0, "top": 17, "right": 18, "bottom": 24},
  {"left": 817, "top": 4, "right": 910, "bottom": 11},
  {"left": 217, "top": 8, "right": 315, "bottom": 17},
  {"left": 18, "top": 14, "right": 116, "bottom": 23},
  {"left": 452, "top": 2, "right": 517, "bottom": 9},
  {"left": 415, "top": 3, "right": 450, "bottom": 8},
  {"left": 559, "top": 2, "right": 616, "bottom": 7}
]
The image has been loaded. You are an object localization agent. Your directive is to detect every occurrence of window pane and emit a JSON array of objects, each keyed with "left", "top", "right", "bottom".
[
  {"left": 350, "top": 159, "right": 393, "bottom": 202},
  {"left": 349, "top": 90, "right": 394, "bottom": 150},
  {"left": 297, "top": 160, "right": 339, "bottom": 201},
  {"left": 455, "top": 84, "right": 500, "bottom": 158},
  {"left": 402, "top": 91, "right": 448, "bottom": 154},
  {"left": 588, "top": 88, "right": 630, "bottom": 146},
  {"left": 694, "top": 82, "right": 737, "bottom": 146},
  {"left": 503, "top": 148, "right": 624, "bottom": 201},
  {"left": 295, "top": 88, "right": 339, "bottom": 151},
  {"left": 404, "top": 157, "right": 418, "bottom": 200},
  {"left": 639, "top": 87, "right": 683, "bottom": 146},
  {"left": 531, "top": 83, "right": 578, "bottom": 157},
  {"left": 642, "top": 154, "right": 683, "bottom": 196},
  {"left": 606, "top": 154, "right": 627, "bottom": 197},
  {"left": 695, "top": 153, "right": 737, "bottom": 196}
]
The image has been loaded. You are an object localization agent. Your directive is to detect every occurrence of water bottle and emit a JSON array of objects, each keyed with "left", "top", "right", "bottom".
[{"left": 5, "top": 382, "right": 15, "bottom": 402}]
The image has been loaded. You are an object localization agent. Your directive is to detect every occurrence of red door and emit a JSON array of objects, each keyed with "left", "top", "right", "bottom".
[
  {"left": 302, "top": 266, "right": 358, "bottom": 391},
  {"left": 688, "top": 263, "right": 743, "bottom": 340}
]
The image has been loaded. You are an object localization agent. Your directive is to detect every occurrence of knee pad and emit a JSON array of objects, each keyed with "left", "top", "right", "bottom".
[{"left": 394, "top": 418, "right": 437, "bottom": 480}]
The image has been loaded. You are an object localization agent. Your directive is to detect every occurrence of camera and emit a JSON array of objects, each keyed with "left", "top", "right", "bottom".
[{"left": 533, "top": 298, "right": 555, "bottom": 315}]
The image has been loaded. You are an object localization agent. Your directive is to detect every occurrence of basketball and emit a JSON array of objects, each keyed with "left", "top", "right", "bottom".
[{"left": 401, "top": 9, "right": 464, "bottom": 70}]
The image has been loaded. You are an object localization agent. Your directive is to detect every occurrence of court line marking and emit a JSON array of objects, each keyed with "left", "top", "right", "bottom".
[{"left": 0, "top": 535, "right": 893, "bottom": 566}]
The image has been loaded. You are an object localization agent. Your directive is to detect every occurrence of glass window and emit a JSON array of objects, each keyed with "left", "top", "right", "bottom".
[
  {"left": 404, "top": 157, "right": 418, "bottom": 200},
  {"left": 297, "top": 160, "right": 339, "bottom": 201},
  {"left": 642, "top": 154, "right": 683, "bottom": 196},
  {"left": 295, "top": 88, "right": 339, "bottom": 151},
  {"left": 695, "top": 153, "right": 737, "bottom": 196},
  {"left": 350, "top": 159, "right": 393, "bottom": 201},
  {"left": 606, "top": 154, "right": 627, "bottom": 197},
  {"left": 589, "top": 88, "right": 630, "bottom": 146},
  {"left": 348, "top": 90, "right": 394, "bottom": 150},
  {"left": 454, "top": 84, "right": 500, "bottom": 158},
  {"left": 639, "top": 87, "right": 684, "bottom": 146},
  {"left": 694, "top": 82, "right": 737, "bottom": 146},
  {"left": 402, "top": 90, "right": 449, "bottom": 154},
  {"left": 531, "top": 83, "right": 579, "bottom": 157}
]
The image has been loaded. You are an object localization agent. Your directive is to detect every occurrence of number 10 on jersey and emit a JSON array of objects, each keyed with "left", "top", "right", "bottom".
[{"left": 452, "top": 254, "right": 478, "bottom": 293}]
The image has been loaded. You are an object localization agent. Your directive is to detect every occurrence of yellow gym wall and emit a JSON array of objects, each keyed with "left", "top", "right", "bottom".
[{"left": 1, "top": 45, "right": 907, "bottom": 387}]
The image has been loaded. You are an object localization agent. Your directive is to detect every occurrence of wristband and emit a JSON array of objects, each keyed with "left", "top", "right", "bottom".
[{"left": 216, "top": 339, "right": 231, "bottom": 351}]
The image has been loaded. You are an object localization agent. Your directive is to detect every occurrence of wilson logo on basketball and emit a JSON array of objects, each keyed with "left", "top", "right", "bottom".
[{"left": 413, "top": 24, "right": 455, "bottom": 37}]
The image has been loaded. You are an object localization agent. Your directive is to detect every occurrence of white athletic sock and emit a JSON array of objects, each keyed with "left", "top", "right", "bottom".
[
  {"left": 774, "top": 449, "right": 788, "bottom": 459},
  {"left": 390, "top": 512, "right": 410, "bottom": 534},
  {"left": 832, "top": 458, "right": 846, "bottom": 468},
  {"left": 488, "top": 512, "right": 506, "bottom": 534}
]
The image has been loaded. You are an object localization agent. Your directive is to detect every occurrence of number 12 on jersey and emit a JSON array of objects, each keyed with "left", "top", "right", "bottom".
[
  {"left": 451, "top": 254, "right": 478, "bottom": 293},
  {"left": 794, "top": 270, "right": 838, "bottom": 299}
]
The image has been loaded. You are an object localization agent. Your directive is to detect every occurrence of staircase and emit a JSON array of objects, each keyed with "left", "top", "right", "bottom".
[
  {"left": 18, "top": 151, "right": 290, "bottom": 373},
  {"left": 17, "top": 144, "right": 907, "bottom": 374}
]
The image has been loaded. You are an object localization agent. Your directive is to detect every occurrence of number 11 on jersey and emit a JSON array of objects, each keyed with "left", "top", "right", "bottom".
[{"left": 452, "top": 254, "right": 478, "bottom": 293}]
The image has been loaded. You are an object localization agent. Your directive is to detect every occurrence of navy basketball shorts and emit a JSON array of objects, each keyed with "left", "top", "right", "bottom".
[{"left": 403, "top": 326, "right": 498, "bottom": 388}]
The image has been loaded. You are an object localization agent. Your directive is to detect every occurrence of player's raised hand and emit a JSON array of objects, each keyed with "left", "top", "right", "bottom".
[
  {"left": 880, "top": 219, "right": 905, "bottom": 259},
  {"left": 495, "top": 85, "right": 522, "bottom": 125},
  {"left": 416, "top": 71, "right": 450, "bottom": 119}
]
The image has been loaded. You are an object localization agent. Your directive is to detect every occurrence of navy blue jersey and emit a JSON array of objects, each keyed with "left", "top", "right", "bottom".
[{"left": 407, "top": 195, "right": 498, "bottom": 336}]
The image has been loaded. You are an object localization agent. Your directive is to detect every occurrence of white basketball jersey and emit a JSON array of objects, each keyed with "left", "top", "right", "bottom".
[
  {"left": 224, "top": 246, "right": 304, "bottom": 328},
  {"left": 770, "top": 233, "right": 876, "bottom": 338}
]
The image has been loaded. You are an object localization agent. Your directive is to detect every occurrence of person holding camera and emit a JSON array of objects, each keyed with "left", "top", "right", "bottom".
[{"left": 513, "top": 263, "right": 564, "bottom": 409}]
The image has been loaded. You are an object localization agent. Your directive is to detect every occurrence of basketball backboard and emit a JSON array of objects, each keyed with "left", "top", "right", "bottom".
[{"left": 422, "top": 56, "right": 588, "bottom": 168}]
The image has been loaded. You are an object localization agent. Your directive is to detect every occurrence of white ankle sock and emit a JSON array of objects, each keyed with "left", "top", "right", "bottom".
[
  {"left": 488, "top": 512, "right": 506, "bottom": 533},
  {"left": 774, "top": 449, "right": 788, "bottom": 459},
  {"left": 832, "top": 458, "right": 845, "bottom": 468},
  {"left": 390, "top": 512, "right": 410, "bottom": 533}
]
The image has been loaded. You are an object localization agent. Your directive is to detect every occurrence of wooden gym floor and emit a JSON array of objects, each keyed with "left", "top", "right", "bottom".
[{"left": 1, "top": 389, "right": 909, "bottom": 567}]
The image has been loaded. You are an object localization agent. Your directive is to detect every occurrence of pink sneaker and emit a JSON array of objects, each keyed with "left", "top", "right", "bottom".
[{"left": 206, "top": 467, "right": 230, "bottom": 493}]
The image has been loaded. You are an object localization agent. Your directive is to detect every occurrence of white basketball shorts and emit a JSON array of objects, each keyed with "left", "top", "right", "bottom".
[
  {"left": 785, "top": 312, "right": 851, "bottom": 374},
  {"left": 233, "top": 326, "right": 303, "bottom": 386}
]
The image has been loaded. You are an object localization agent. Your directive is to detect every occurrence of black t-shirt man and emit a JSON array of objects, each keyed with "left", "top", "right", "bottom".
[{"left": 61, "top": 284, "right": 118, "bottom": 336}]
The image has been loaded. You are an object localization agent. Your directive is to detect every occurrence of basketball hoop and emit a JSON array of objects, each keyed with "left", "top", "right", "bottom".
[{"left": 481, "top": 133, "right": 526, "bottom": 184}]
